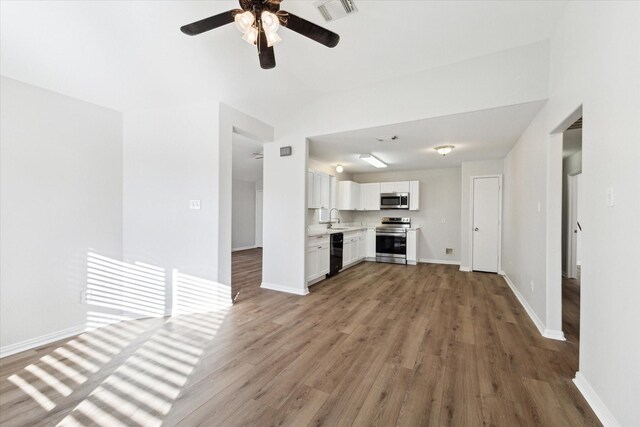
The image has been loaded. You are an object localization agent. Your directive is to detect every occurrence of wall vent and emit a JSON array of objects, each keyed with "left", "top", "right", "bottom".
[
  {"left": 315, "top": 0, "right": 358, "bottom": 22},
  {"left": 446, "top": 248, "right": 453, "bottom": 255}
]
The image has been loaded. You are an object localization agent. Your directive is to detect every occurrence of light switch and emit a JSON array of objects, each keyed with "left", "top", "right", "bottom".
[
  {"left": 606, "top": 186, "right": 614, "bottom": 207},
  {"left": 189, "top": 200, "right": 201, "bottom": 210}
]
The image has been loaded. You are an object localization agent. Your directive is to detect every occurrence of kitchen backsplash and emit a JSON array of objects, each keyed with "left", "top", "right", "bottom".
[{"left": 307, "top": 209, "right": 355, "bottom": 226}]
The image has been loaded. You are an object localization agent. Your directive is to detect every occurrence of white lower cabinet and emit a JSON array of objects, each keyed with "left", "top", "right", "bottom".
[
  {"left": 365, "top": 228, "right": 376, "bottom": 259},
  {"left": 309, "top": 230, "right": 368, "bottom": 285},
  {"left": 407, "top": 229, "right": 418, "bottom": 265},
  {"left": 343, "top": 231, "right": 365, "bottom": 266},
  {"left": 307, "top": 236, "right": 330, "bottom": 282}
]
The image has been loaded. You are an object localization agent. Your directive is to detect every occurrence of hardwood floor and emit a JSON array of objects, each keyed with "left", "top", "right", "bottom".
[
  {"left": 0, "top": 259, "right": 600, "bottom": 426},
  {"left": 562, "top": 269, "right": 581, "bottom": 374},
  {"left": 232, "top": 248, "right": 263, "bottom": 302}
]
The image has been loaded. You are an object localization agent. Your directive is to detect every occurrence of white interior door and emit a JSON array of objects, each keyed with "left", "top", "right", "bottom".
[
  {"left": 576, "top": 173, "right": 583, "bottom": 267},
  {"left": 472, "top": 177, "right": 500, "bottom": 273},
  {"left": 567, "top": 174, "right": 580, "bottom": 278},
  {"left": 255, "top": 190, "right": 263, "bottom": 248}
]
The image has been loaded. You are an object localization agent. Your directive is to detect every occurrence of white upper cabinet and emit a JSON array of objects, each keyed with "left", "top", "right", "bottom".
[
  {"left": 307, "top": 171, "right": 316, "bottom": 208},
  {"left": 319, "top": 173, "right": 330, "bottom": 209},
  {"left": 409, "top": 180, "right": 420, "bottom": 211},
  {"left": 338, "top": 180, "right": 361, "bottom": 211},
  {"left": 380, "top": 181, "right": 410, "bottom": 193},
  {"left": 359, "top": 183, "right": 381, "bottom": 211},
  {"left": 380, "top": 182, "right": 395, "bottom": 193},
  {"left": 396, "top": 181, "right": 411, "bottom": 193},
  {"left": 308, "top": 169, "right": 331, "bottom": 209}
]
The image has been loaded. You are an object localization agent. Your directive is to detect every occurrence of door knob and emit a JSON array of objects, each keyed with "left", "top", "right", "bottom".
[{"left": 474, "top": 227, "right": 479, "bottom": 231}]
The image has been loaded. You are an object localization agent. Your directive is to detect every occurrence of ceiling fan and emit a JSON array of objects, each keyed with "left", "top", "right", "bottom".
[{"left": 180, "top": 0, "right": 340, "bottom": 70}]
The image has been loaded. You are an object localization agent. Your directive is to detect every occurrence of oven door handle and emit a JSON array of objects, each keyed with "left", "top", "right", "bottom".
[{"left": 376, "top": 232, "right": 407, "bottom": 237}]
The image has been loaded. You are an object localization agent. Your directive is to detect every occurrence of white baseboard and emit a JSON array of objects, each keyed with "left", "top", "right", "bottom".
[
  {"left": 542, "top": 328, "right": 566, "bottom": 340},
  {"left": 459, "top": 266, "right": 471, "bottom": 272},
  {"left": 1, "top": 325, "right": 86, "bottom": 359},
  {"left": 502, "top": 274, "right": 565, "bottom": 341},
  {"left": 573, "top": 372, "right": 620, "bottom": 427},
  {"left": 261, "top": 281, "right": 309, "bottom": 296},
  {"left": 419, "top": 258, "right": 461, "bottom": 266},
  {"left": 232, "top": 245, "right": 257, "bottom": 252}
]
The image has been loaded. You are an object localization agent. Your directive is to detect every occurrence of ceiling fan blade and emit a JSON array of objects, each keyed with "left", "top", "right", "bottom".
[
  {"left": 180, "top": 10, "right": 237, "bottom": 36},
  {"left": 258, "top": 30, "right": 276, "bottom": 69},
  {"left": 282, "top": 12, "right": 340, "bottom": 48}
]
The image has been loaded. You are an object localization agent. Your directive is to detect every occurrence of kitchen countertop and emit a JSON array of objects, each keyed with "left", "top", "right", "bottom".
[
  {"left": 308, "top": 225, "right": 420, "bottom": 237},
  {"left": 307, "top": 226, "right": 369, "bottom": 237}
]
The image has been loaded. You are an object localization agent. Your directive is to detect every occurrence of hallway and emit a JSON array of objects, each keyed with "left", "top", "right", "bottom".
[{"left": 232, "top": 248, "right": 263, "bottom": 302}]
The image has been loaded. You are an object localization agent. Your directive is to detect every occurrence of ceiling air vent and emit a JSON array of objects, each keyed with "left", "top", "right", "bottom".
[{"left": 315, "top": 0, "right": 358, "bottom": 22}]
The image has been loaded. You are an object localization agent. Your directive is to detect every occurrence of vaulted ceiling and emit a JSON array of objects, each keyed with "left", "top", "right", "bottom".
[{"left": 1, "top": 1, "right": 566, "bottom": 123}]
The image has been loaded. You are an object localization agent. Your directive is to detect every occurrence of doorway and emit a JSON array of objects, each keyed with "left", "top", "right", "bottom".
[
  {"left": 561, "top": 117, "right": 583, "bottom": 367},
  {"left": 470, "top": 175, "right": 502, "bottom": 273},
  {"left": 231, "top": 132, "right": 264, "bottom": 302}
]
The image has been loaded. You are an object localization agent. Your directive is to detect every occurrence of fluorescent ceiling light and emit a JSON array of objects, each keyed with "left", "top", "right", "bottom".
[{"left": 359, "top": 154, "right": 387, "bottom": 168}]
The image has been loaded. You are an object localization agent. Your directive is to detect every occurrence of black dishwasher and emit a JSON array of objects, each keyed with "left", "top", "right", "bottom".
[{"left": 327, "top": 233, "right": 343, "bottom": 277}]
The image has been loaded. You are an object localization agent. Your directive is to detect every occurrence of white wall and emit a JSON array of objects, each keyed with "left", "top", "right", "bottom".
[
  {"left": 502, "top": 2, "right": 640, "bottom": 424},
  {"left": 123, "top": 103, "right": 273, "bottom": 311},
  {"left": 263, "top": 42, "right": 551, "bottom": 295},
  {"left": 0, "top": 77, "right": 122, "bottom": 352},
  {"left": 232, "top": 180, "right": 257, "bottom": 250},
  {"left": 352, "top": 168, "right": 462, "bottom": 264},
  {"left": 123, "top": 102, "right": 221, "bottom": 296},
  {"left": 460, "top": 159, "right": 504, "bottom": 270}
]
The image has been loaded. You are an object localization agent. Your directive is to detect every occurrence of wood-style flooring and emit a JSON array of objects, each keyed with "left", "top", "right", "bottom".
[
  {"left": 232, "top": 248, "right": 264, "bottom": 302},
  {"left": 0, "top": 255, "right": 600, "bottom": 426}
]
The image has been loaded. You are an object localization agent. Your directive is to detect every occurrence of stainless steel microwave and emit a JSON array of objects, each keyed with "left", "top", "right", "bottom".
[{"left": 380, "top": 193, "right": 409, "bottom": 210}]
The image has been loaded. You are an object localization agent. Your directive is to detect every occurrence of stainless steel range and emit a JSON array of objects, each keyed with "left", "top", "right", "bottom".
[{"left": 376, "top": 217, "right": 411, "bottom": 264}]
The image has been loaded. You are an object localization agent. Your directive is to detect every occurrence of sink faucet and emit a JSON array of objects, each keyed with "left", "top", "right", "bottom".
[{"left": 328, "top": 208, "right": 341, "bottom": 229}]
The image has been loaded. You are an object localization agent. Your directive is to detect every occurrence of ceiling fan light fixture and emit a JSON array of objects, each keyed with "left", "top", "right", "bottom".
[
  {"left": 265, "top": 30, "right": 282, "bottom": 47},
  {"left": 234, "top": 11, "right": 255, "bottom": 33},
  {"left": 336, "top": 164, "right": 344, "bottom": 173},
  {"left": 242, "top": 26, "right": 259, "bottom": 45},
  {"left": 261, "top": 11, "right": 280, "bottom": 33},
  {"left": 434, "top": 145, "right": 454, "bottom": 156},
  {"left": 360, "top": 154, "right": 387, "bottom": 168}
]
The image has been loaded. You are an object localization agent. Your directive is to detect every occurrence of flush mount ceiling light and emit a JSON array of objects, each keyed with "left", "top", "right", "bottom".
[
  {"left": 434, "top": 145, "right": 454, "bottom": 156},
  {"left": 180, "top": 0, "right": 340, "bottom": 70},
  {"left": 336, "top": 164, "right": 344, "bottom": 173},
  {"left": 360, "top": 154, "right": 387, "bottom": 168}
]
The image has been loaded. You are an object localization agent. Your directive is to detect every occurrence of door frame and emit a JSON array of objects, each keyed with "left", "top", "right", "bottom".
[
  {"left": 566, "top": 172, "right": 581, "bottom": 279},
  {"left": 469, "top": 174, "right": 503, "bottom": 273}
]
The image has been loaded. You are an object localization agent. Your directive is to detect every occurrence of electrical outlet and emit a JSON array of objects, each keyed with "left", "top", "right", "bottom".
[
  {"left": 446, "top": 248, "right": 453, "bottom": 255},
  {"left": 441, "top": 218, "right": 446, "bottom": 223},
  {"left": 530, "top": 280, "right": 534, "bottom": 292},
  {"left": 189, "top": 200, "right": 201, "bottom": 210}
]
